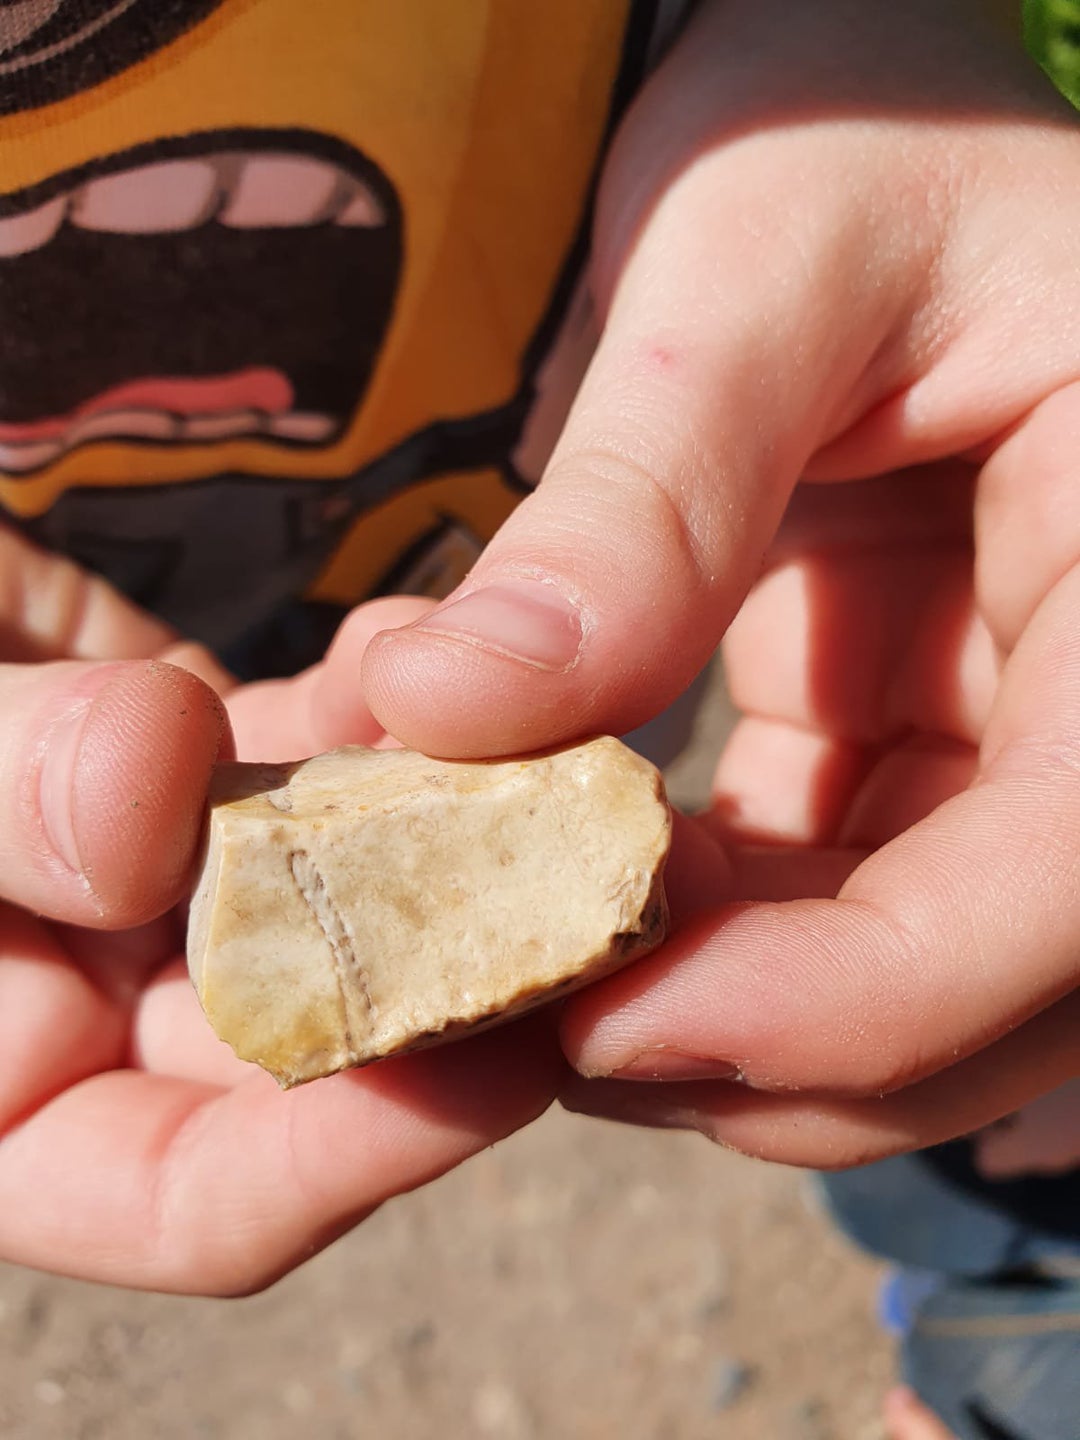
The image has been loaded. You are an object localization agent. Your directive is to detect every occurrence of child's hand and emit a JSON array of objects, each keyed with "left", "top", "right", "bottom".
[
  {"left": 0, "top": 542, "right": 556, "bottom": 1292},
  {"left": 362, "top": 0, "right": 1080, "bottom": 1167}
]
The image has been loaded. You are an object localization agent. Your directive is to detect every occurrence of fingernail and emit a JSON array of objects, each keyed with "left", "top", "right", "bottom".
[
  {"left": 408, "top": 581, "right": 583, "bottom": 671},
  {"left": 39, "top": 666, "right": 122, "bottom": 873},
  {"left": 606, "top": 1049, "right": 743, "bottom": 1083}
]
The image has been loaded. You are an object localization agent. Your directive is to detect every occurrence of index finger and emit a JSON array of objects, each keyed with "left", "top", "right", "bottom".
[{"left": 361, "top": 59, "right": 925, "bottom": 757}]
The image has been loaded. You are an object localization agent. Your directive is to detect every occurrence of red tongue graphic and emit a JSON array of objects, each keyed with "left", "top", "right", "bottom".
[{"left": 0, "top": 368, "right": 294, "bottom": 443}]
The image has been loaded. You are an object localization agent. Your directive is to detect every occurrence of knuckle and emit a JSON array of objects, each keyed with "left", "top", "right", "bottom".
[{"left": 546, "top": 439, "right": 715, "bottom": 599}]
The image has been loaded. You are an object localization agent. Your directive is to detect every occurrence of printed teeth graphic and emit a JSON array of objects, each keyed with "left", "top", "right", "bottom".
[
  {"left": 69, "top": 409, "right": 176, "bottom": 445},
  {"left": 0, "top": 195, "right": 65, "bottom": 257},
  {"left": 0, "top": 133, "right": 402, "bottom": 475},
  {"left": 0, "top": 411, "right": 338, "bottom": 472},
  {"left": 0, "top": 150, "right": 386, "bottom": 253}
]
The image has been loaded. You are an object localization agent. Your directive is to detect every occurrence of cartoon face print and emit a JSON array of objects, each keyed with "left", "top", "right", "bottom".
[
  {"left": 0, "top": 0, "right": 643, "bottom": 521},
  {"left": 0, "top": 0, "right": 225, "bottom": 113},
  {"left": 0, "top": 127, "right": 402, "bottom": 476},
  {"left": 0, "top": 0, "right": 425, "bottom": 509},
  {"left": 0, "top": 0, "right": 648, "bottom": 666},
  {"left": 0, "top": 0, "right": 404, "bottom": 482}
]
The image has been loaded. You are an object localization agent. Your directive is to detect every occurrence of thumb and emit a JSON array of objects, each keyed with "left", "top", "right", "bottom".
[
  {"left": 0, "top": 659, "right": 231, "bottom": 928},
  {"left": 363, "top": 61, "right": 922, "bottom": 756}
]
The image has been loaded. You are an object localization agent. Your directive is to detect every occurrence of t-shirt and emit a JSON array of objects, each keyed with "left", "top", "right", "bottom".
[{"left": 0, "top": 0, "right": 684, "bottom": 675}]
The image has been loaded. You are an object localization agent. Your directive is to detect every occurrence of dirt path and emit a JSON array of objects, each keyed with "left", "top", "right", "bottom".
[{"left": 0, "top": 1118, "right": 892, "bottom": 1440}]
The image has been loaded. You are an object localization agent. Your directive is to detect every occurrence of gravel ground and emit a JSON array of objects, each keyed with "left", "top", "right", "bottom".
[
  {"left": 0, "top": 665, "right": 895, "bottom": 1439},
  {"left": 0, "top": 1121, "right": 892, "bottom": 1440}
]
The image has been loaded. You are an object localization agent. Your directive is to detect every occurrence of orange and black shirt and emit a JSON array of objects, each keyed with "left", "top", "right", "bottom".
[{"left": 0, "top": 0, "right": 685, "bottom": 675}]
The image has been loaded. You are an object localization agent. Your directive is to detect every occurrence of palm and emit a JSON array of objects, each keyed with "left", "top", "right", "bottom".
[{"left": 0, "top": 551, "right": 556, "bottom": 1293}]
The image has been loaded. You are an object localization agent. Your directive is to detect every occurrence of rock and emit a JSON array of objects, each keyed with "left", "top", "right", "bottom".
[
  {"left": 33, "top": 1378, "right": 66, "bottom": 1407},
  {"left": 789, "top": 1398, "right": 833, "bottom": 1440},
  {"left": 187, "top": 737, "right": 670, "bottom": 1087},
  {"left": 710, "top": 1356, "right": 754, "bottom": 1412}
]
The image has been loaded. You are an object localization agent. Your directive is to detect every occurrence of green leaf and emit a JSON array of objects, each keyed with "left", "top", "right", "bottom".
[{"left": 1026, "top": 0, "right": 1080, "bottom": 106}]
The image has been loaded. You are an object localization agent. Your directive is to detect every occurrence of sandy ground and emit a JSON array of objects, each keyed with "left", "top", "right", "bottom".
[{"left": 0, "top": 666, "right": 895, "bottom": 1439}]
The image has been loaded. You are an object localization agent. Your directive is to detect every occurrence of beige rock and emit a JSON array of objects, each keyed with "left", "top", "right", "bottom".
[{"left": 187, "top": 737, "right": 671, "bottom": 1087}]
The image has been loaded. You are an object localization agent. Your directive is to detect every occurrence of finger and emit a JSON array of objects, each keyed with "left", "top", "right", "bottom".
[
  {"left": 564, "top": 557, "right": 1080, "bottom": 1099},
  {"left": 1, "top": 521, "right": 239, "bottom": 716},
  {"left": 0, "top": 913, "right": 235, "bottom": 1133},
  {"left": 710, "top": 720, "right": 975, "bottom": 852},
  {"left": 977, "top": 380, "right": 1080, "bottom": 651},
  {"left": 0, "top": 526, "right": 176, "bottom": 662},
  {"left": 883, "top": 1389, "right": 957, "bottom": 1440},
  {"left": 56, "top": 912, "right": 183, "bottom": 1005},
  {"left": 560, "top": 987, "right": 1080, "bottom": 1170},
  {"left": 0, "top": 660, "right": 231, "bottom": 927},
  {"left": 973, "top": 1081, "right": 1080, "bottom": 1179},
  {"left": 838, "top": 735, "right": 977, "bottom": 849},
  {"left": 0, "top": 1023, "right": 560, "bottom": 1293},
  {"left": 132, "top": 956, "right": 264, "bottom": 1088},
  {"left": 709, "top": 717, "right": 870, "bottom": 846},
  {"left": 575, "top": 566, "right": 1080, "bottom": 1095},
  {"left": 156, "top": 640, "right": 237, "bottom": 698},
  {"left": 664, "top": 809, "right": 735, "bottom": 919},
  {"left": 723, "top": 545, "right": 997, "bottom": 746},
  {"left": 0, "top": 523, "right": 239, "bottom": 697},
  {"left": 227, "top": 597, "right": 434, "bottom": 762},
  {"left": 0, "top": 905, "right": 127, "bottom": 1131},
  {"left": 361, "top": 38, "right": 938, "bottom": 756},
  {"left": 724, "top": 845, "right": 865, "bottom": 904},
  {"left": 771, "top": 465, "right": 976, "bottom": 558},
  {"left": 667, "top": 806, "right": 863, "bottom": 913}
]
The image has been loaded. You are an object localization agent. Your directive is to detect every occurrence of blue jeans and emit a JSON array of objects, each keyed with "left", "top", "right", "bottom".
[{"left": 821, "top": 1144, "right": 1080, "bottom": 1440}]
